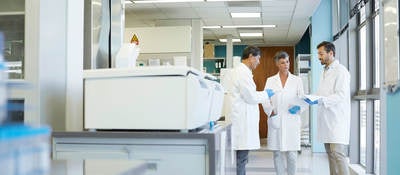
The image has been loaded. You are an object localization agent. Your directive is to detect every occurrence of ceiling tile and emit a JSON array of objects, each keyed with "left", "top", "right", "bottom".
[
  {"left": 261, "top": 0, "right": 296, "bottom": 7},
  {"left": 294, "top": 0, "right": 321, "bottom": 17},
  {"left": 124, "top": 0, "right": 321, "bottom": 46},
  {"left": 195, "top": 7, "right": 230, "bottom": 18},
  {"left": 202, "top": 19, "right": 233, "bottom": 26},
  {"left": 232, "top": 18, "right": 262, "bottom": 25},
  {"left": 161, "top": 8, "right": 200, "bottom": 18},
  {"left": 228, "top": 7, "right": 261, "bottom": 13},
  {"left": 190, "top": 1, "right": 226, "bottom": 7},
  {"left": 154, "top": 2, "right": 192, "bottom": 8},
  {"left": 129, "top": 10, "right": 167, "bottom": 20}
]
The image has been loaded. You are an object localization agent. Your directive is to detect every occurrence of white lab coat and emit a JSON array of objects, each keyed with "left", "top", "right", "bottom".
[
  {"left": 223, "top": 63, "right": 270, "bottom": 150},
  {"left": 263, "top": 73, "right": 306, "bottom": 151},
  {"left": 316, "top": 60, "right": 351, "bottom": 144}
]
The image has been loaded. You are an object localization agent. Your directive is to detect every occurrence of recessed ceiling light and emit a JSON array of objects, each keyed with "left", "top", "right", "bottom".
[
  {"left": 239, "top": 33, "right": 263, "bottom": 37},
  {"left": 219, "top": 38, "right": 241, "bottom": 42},
  {"left": 203, "top": 26, "right": 222, "bottom": 29},
  {"left": 230, "top": 13, "right": 260, "bottom": 18},
  {"left": 223, "top": 25, "right": 276, "bottom": 28},
  {"left": 133, "top": 0, "right": 202, "bottom": 3}
]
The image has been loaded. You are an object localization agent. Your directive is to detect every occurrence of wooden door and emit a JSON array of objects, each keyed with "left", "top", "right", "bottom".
[{"left": 253, "top": 46, "right": 295, "bottom": 138}]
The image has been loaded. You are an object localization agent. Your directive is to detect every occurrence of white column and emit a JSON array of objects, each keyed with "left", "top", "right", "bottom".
[
  {"left": 226, "top": 35, "right": 233, "bottom": 68},
  {"left": 191, "top": 19, "right": 203, "bottom": 70},
  {"left": 37, "top": 0, "right": 68, "bottom": 130},
  {"left": 24, "top": 0, "right": 84, "bottom": 131},
  {"left": 65, "top": 0, "right": 84, "bottom": 131},
  {"left": 24, "top": 0, "right": 41, "bottom": 125}
]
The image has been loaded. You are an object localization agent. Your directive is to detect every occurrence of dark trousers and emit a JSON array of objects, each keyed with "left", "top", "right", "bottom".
[{"left": 236, "top": 150, "right": 249, "bottom": 175}]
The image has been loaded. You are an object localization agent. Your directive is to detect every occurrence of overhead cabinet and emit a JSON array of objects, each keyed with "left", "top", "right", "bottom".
[{"left": 124, "top": 26, "right": 192, "bottom": 53}]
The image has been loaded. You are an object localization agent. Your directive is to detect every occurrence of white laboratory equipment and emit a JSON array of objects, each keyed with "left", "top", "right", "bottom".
[
  {"left": 83, "top": 66, "right": 213, "bottom": 130},
  {"left": 203, "top": 73, "right": 224, "bottom": 122}
]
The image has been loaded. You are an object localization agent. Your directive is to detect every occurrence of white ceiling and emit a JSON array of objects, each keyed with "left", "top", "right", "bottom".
[{"left": 125, "top": 0, "right": 321, "bottom": 46}]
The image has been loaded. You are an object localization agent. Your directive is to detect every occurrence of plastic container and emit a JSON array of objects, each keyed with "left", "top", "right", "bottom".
[
  {"left": 115, "top": 43, "right": 139, "bottom": 68},
  {"left": 0, "top": 124, "right": 51, "bottom": 175}
]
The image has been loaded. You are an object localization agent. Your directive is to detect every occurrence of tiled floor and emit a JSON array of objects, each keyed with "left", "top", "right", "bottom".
[{"left": 246, "top": 140, "right": 330, "bottom": 175}]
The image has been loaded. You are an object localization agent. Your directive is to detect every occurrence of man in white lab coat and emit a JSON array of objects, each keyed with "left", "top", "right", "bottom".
[
  {"left": 263, "top": 51, "right": 307, "bottom": 175},
  {"left": 308, "top": 41, "right": 351, "bottom": 175},
  {"left": 223, "top": 46, "right": 271, "bottom": 175}
]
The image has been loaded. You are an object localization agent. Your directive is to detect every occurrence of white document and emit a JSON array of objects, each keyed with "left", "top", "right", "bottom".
[{"left": 303, "top": 94, "right": 322, "bottom": 102}]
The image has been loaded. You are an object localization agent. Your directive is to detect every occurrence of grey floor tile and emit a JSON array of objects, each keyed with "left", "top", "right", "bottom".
[{"left": 246, "top": 147, "right": 330, "bottom": 175}]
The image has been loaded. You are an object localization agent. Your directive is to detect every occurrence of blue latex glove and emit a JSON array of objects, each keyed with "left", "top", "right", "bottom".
[
  {"left": 304, "top": 98, "right": 318, "bottom": 105},
  {"left": 288, "top": 105, "right": 301, "bottom": 114},
  {"left": 265, "top": 89, "right": 275, "bottom": 97}
]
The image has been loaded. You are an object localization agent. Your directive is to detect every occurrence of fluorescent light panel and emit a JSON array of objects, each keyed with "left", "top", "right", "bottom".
[
  {"left": 239, "top": 33, "right": 263, "bottom": 37},
  {"left": 203, "top": 26, "right": 221, "bottom": 29},
  {"left": 203, "top": 25, "right": 275, "bottom": 29},
  {"left": 133, "top": 0, "right": 202, "bottom": 3},
  {"left": 230, "top": 12, "right": 260, "bottom": 18},
  {"left": 223, "top": 25, "right": 276, "bottom": 28},
  {"left": 207, "top": 0, "right": 263, "bottom": 1},
  {"left": 219, "top": 38, "right": 241, "bottom": 42}
]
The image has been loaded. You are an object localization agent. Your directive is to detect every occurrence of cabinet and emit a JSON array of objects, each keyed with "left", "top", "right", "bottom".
[
  {"left": 56, "top": 143, "right": 206, "bottom": 175},
  {"left": 52, "top": 122, "right": 235, "bottom": 175},
  {"left": 294, "top": 54, "right": 311, "bottom": 75},
  {"left": 203, "top": 58, "right": 225, "bottom": 78},
  {"left": 295, "top": 54, "right": 311, "bottom": 146},
  {"left": 124, "top": 26, "right": 192, "bottom": 67}
]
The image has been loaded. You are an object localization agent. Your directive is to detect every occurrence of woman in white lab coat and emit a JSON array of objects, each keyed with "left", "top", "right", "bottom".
[{"left": 263, "top": 51, "right": 306, "bottom": 175}]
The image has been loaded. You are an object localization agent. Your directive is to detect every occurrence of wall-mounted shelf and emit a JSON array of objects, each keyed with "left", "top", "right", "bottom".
[
  {"left": 295, "top": 54, "right": 311, "bottom": 75},
  {"left": 203, "top": 58, "right": 225, "bottom": 76}
]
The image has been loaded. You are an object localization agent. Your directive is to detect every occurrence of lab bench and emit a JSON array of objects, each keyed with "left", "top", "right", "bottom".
[{"left": 52, "top": 122, "right": 234, "bottom": 175}]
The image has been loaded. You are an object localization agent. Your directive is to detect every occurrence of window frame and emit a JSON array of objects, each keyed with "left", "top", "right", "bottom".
[{"left": 350, "top": 0, "right": 381, "bottom": 174}]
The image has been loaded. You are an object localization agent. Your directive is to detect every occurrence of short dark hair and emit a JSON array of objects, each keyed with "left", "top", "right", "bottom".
[
  {"left": 242, "top": 45, "right": 261, "bottom": 60},
  {"left": 317, "top": 41, "right": 335, "bottom": 56},
  {"left": 273, "top": 51, "right": 289, "bottom": 62}
]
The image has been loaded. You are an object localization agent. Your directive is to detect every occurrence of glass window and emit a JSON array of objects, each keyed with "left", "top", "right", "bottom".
[
  {"left": 339, "top": 0, "right": 349, "bottom": 28},
  {"left": 360, "top": 26, "right": 367, "bottom": 90},
  {"left": 0, "top": 0, "right": 25, "bottom": 79},
  {"left": 374, "top": 0, "right": 379, "bottom": 11},
  {"left": 360, "top": 100, "right": 367, "bottom": 166},
  {"left": 0, "top": 15, "right": 24, "bottom": 79},
  {"left": 360, "top": 6, "right": 366, "bottom": 23},
  {"left": 374, "top": 100, "right": 380, "bottom": 174},
  {"left": 374, "top": 16, "right": 380, "bottom": 88},
  {"left": 7, "top": 99, "right": 24, "bottom": 122}
]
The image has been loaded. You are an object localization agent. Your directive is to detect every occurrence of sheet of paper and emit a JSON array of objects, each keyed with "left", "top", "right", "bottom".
[{"left": 303, "top": 94, "right": 323, "bottom": 102}]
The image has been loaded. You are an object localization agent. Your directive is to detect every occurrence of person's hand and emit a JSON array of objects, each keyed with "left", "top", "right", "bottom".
[
  {"left": 304, "top": 98, "right": 318, "bottom": 105},
  {"left": 288, "top": 105, "right": 301, "bottom": 114},
  {"left": 265, "top": 89, "right": 275, "bottom": 98}
]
